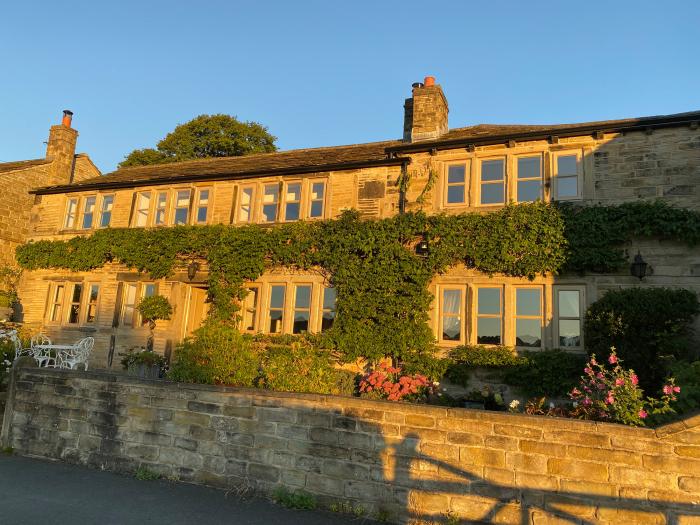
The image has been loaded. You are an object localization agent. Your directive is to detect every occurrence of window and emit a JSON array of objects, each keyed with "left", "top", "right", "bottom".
[
  {"left": 476, "top": 287, "right": 502, "bottom": 344},
  {"left": 121, "top": 284, "right": 138, "bottom": 327},
  {"left": 516, "top": 156, "right": 542, "bottom": 202},
  {"left": 133, "top": 192, "right": 151, "bottom": 227},
  {"left": 480, "top": 159, "right": 505, "bottom": 205},
  {"left": 284, "top": 183, "right": 302, "bottom": 221},
  {"left": 441, "top": 288, "right": 463, "bottom": 342},
  {"left": 262, "top": 184, "right": 279, "bottom": 223},
  {"left": 86, "top": 284, "right": 100, "bottom": 323},
  {"left": 195, "top": 189, "right": 210, "bottom": 224},
  {"left": 515, "top": 288, "right": 542, "bottom": 348},
  {"left": 49, "top": 284, "right": 65, "bottom": 322},
  {"left": 292, "top": 284, "right": 312, "bottom": 333},
  {"left": 556, "top": 288, "right": 583, "bottom": 348},
  {"left": 554, "top": 153, "right": 581, "bottom": 200},
  {"left": 65, "top": 198, "right": 78, "bottom": 229},
  {"left": 99, "top": 195, "right": 114, "bottom": 228},
  {"left": 67, "top": 284, "right": 83, "bottom": 324},
  {"left": 309, "top": 182, "right": 325, "bottom": 219},
  {"left": 140, "top": 283, "right": 156, "bottom": 326},
  {"left": 445, "top": 164, "right": 468, "bottom": 205},
  {"left": 154, "top": 192, "right": 168, "bottom": 225},
  {"left": 268, "top": 284, "right": 285, "bottom": 333},
  {"left": 242, "top": 286, "right": 260, "bottom": 332},
  {"left": 321, "top": 287, "right": 336, "bottom": 331},
  {"left": 174, "top": 190, "right": 191, "bottom": 225},
  {"left": 82, "top": 196, "right": 96, "bottom": 229},
  {"left": 238, "top": 186, "right": 255, "bottom": 223}
]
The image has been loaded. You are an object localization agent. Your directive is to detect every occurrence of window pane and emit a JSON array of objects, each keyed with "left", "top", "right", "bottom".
[
  {"left": 68, "top": 304, "right": 80, "bottom": 324},
  {"left": 262, "top": 186, "right": 278, "bottom": 222},
  {"left": 89, "top": 285, "right": 99, "bottom": 302},
  {"left": 477, "top": 318, "right": 501, "bottom": 345},
  {"left": 197, "top": 206, "right": 208, "bottom": 223},
  {"left": 478, "top": 288, "right": 501, "bottom": 315},
  {"left": 197, "top": 190, "right": 209, "bottom": 223},
  {"left": 263, "top": 185, "right": 278, "bottom": 203},
  {"left": 285, "top": 203, "right": 300, "bottom": 221},
  {"left": 447, "top": 165, "right": 465, "bottom": 184},
  {"left": 557, "top": 177, "right": 578, "bottom": 198},
  {"left": 285, "top": 183, "right": 301, "bottom": 202},
  {"left": 559, "top": 320, "right": 581, "bottom": 347},
  {"left": 174, "top": 208, "right": 188, "bottom": 225},
  {"left": 198, "top": 190, "right": 209, "bottom": 204},
  {"left": 442, "top": 290, "right": 462, "bottom": 315},
  {"left": 293, "top": 312, "right": 309, "bottom": 334},
  {"left": 100, "top": 196, "right": 114, "bottom": 227},
  {"left": 71, "top": 284, "right": 83, "bottom": 303},
  {"left": 322, "top": 287, "right": 336, "bottom": 310},
  {"left": 517, "top": 180, "right": 542, "bottom": 202},
  {"left": 294, "top": 285, "right": 311, "bottom": 309},
  {"left": 135, "top": 193, "right": 150, "bottom": 227},
  {"left": 82, "top": 196, "right": 96, "bottom": 228},
  {"left": 176, "top": 191, "right": 190, "bottom": 207},
  {"left": 447, "top": 185, "right": 465, "bottom": 204},
  {"left": 516, "top": 289, "right": 541, "bottom": 317},
  {"left": 321, "top": 311, "right": 335, "bottom": 331},
  {"left": 442, "top": 317, "right": 461, "bottom": 341},
  {"left": 87, "top": 304, "right": 98, "bottom": 323},
  {"left": 517, "top": 157, "right": 540, "bottom": 179},
  {"left": 310, "top": 201, "right": 323, "bottom": 218},
  {"left": 311, "top": 182, "right": 325, "bottom": 200},
  {"left": 558, "top": 155, "right": 578, "bottom": 176},
  {"left": 143, "top": 284, "right": 156, "bottom": 297},
  {"left": 244, "top": 288, "right": 258, "bottom": 331},
  {"left": 516, "top": 319, "right": 542, "bottom": 347},
  {"left": 155, "top": 193, "right": 168, "bottom": 225},
  {"left": 481, "top": 160, "right": 504, "bottom": 182},
  {"left": 480, "top": 183, "right": 504, "bottom": 205},
  {"left": 269, "top": 311, "right": 283, "bottom": 333},
  {"left": 558, "top": 290, "right": 580, "bottom": 318},
  {"left": 270, "top": 285, "right": 285, "bottom": 309}
]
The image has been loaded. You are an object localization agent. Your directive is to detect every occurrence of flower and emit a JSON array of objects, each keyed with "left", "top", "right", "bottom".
[
  {"left": 663, "top": 385, "right": 673, "bottom": 395},
  {"left": 638, "top": 409, "right": 647, "bottom": 419},
  {"left": 608, "top": 354, "right": 618, "bottom": 364},
  {"left": 615, "top": 378, "right": 624, "bottom": 387},
  {"left": 673, "top": 386, "right": 681, "bottom": 393},
  {"left": 630, "top": 374, "right": 639, "bottom": 385},
  {"left": 583, "top": 397, "right": 592, "bottom": 406},
  {"left": 509, "top": 400, "right": 520, "bottom": 410},
  {"left": 584, "top": 367, "right": 593, "bottom": 375}
]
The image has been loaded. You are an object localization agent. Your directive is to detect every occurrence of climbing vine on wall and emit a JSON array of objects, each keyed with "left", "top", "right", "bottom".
[{"left": 14, "top": 201, "right": 700, "bottom": 362}]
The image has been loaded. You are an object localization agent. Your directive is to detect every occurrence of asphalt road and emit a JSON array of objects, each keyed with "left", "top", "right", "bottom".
[{"left": 0, "top": 455, "right": 376, "bottom": 525}]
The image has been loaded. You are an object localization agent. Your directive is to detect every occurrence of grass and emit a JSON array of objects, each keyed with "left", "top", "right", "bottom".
[
  {"left": 272, "top": 487, "right": 316, "bottom": 510},
  {"left": 1, "top": 446, "right": 13, "bottom": 455},
  {"left": 134, "top": 466, "right": 161, "bottom": 481}
]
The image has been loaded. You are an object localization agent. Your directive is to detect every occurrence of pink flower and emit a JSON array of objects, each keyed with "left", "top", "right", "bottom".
[
  {"left": 608, "top": 354, "right": 618, "bottom": 364},
  {"left": 615, "top": 378, "right": 624, "bottom": 387},
  {"left": 583, "top": 397, "right": 592, "bottom": 406},
  {"left": 590, "top": 358, "right": 597, "bottom": 366},
  {"left": 570, "top": 388, "right": 581, "bottom": 397},
  {"left": 596, "top": 372, "right": 605, "bottom": 380},
  {"left": 638, "top": 409, "right": 647, "bottom": 419},
  {"left": 584, "top": 367, "right": 593, "bottom": 375},
  {"left": 673, "top": 386, "right": 681, "bottom": 393},
  {"left": 663, "top": 385, "right": 673, "bottom": 395},
  {"left": 630, "top": 374, "right": 639, "bottom": 385},
  {"left": 605, "top": 393, "right": 615, "bottom": 405}
]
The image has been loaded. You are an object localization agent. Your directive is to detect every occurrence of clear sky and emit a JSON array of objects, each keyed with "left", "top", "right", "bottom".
[{"left": 1, "top": 1, "right": 698, "bottom": 173}]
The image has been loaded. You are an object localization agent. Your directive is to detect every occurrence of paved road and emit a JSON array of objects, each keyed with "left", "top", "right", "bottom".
[{"left": 0, "top": 455, "right": 375, "bottom": 525}]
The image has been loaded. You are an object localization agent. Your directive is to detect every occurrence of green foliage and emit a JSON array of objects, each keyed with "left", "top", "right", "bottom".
[
  {"left": 584, "top": 287, "right": 699, "bottom": 391},
  {"left": 401, "top": 351, "right": 450, "bottom": 381},
  {"left": 503, "top": 349, "right": 587, "bottom": 398},
  {"left": 560, "top": 200, "right": 700, "bottom": 273},
  {"left": 0, "top": 267, "right": 21, "bottom": 309},
  {"left": 134, "top": 467, "right": 161, "bottom": 481},
  {"left": 137, "top": 295, "right": 172, "bottom": 324},
  {"left": 120, "top": 348, "right": 168, "bottom": 370},
  {"left": 119, "top": 114, "right": 277, "bottom": 167},
  {"left": 257, "top": 335, "right": 355, "bottom": 396},
  {"left": 168, "top": 324, "right": 260, "bottom": 387},
  {"left": 272, "top": 487, "right": 316, "bottom": 510},
  {"left": 649, "top": 360, "right": 700, "bottom": 425},
  {"left": 449, "top": 345, "right": 524, "bottom": 368}
]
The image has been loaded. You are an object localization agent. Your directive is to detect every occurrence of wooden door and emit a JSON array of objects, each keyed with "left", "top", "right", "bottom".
[{"left": 184, "top": 287, "right": 209, "bottom": 337}]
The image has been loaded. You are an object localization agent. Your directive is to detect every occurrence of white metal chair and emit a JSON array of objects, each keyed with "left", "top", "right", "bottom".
[
  {"left": 30, "top": 334, "right": 54, "bottom": 367},
  {"left": 1, "top": 329, "right": 24, "bottom": 363},
  {"left": 58, "top": 337, "right": 94, "bottom": 371}
]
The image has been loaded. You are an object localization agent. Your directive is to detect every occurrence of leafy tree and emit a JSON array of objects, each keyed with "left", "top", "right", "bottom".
[{"left": 119, "top": 114, "right": 277, "bottom": 168}]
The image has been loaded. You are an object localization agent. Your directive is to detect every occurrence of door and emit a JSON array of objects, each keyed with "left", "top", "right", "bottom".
[{"left": 184, "top": 287, "right": 209, "bottom": 337}]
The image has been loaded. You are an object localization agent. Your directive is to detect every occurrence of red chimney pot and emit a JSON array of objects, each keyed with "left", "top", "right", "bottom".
[
  {"left": 424, "top": 76, "right": 435, "bottom": 87},
  {"left": 62, "top": 110, "right": 73, "bottom": 128}
]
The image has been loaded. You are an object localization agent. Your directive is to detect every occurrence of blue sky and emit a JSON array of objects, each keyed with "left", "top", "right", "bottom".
[{"left": 1, "top": 1, "right": 698, "bottom": 173}]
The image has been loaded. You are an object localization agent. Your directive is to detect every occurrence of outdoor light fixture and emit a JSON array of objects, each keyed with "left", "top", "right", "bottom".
[
  {"left": 630, "top": 251, "right": 648, "bottom": 280},
  {"left": 415, "top": 233, "right": 430, "bottom": 258},
  {"left": 187, "top": 260, "right": 200, "bottom": 281}
]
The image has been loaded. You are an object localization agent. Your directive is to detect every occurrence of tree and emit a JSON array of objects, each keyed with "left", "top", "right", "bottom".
[{"left": 119, "top": 114, "right": 277, "bottom": 168}]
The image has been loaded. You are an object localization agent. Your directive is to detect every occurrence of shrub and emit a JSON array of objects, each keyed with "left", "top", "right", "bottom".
[
  {"left": 120, "top": 347, "right": 168, "bottom": 377},
  {"left": 503, "top": 349, "right": 586, "bottom": 398},
  {"left": 649, "top": 360, "right": 700, "bottom": 425},
  {"left": 401, "top": 350, "right": 450, "bottom": 381},
  {"left": 168, "top": 324, "right": 260, "bottom": 387},
  {"left": 257, "top": 335, "right": 355, "bottom": 396},
  {"left": 445, "top": 345, "right": 526, "bottom": 389},
  {"left": 584, "top": 288, "right": 699, "bottom": 391},
  {"left": 358, "top": 362, "right": 434, "bottom": 401},
  {"left": 272, "top": 487, "right": 316, "bottom": 510}
]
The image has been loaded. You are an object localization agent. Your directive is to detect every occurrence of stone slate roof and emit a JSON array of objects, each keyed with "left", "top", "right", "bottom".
[
  {"left": 32, "top": 110, "right": 700, "bottom": 195},
  {"left": 0, "top": 158, "right": 50, "bottom": 175}
]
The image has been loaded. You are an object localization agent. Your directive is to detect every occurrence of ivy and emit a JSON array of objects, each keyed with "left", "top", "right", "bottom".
[{"left": 14, "top": 201, "right": 700, "bottom": 363}]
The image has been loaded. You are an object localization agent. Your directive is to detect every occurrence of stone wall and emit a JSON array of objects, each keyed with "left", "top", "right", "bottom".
[{"left": 3, "top": 367, "right": 699, "bottom": 524}]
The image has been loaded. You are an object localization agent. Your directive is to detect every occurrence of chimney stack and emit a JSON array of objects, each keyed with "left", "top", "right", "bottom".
[
  {"left": 46, "top": 110, "right": 78, "bottom": 185},
  {"left": 403, "top": 76, "right": 449, "bottom": 142}
]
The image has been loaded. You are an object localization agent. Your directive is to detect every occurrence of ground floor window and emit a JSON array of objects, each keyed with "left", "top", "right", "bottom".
[
  {"left": 120, "top": 282, "right": 156, "bottom": 327},
  {"left": 477, "top": 287, "right": 503, "bottom": 345},
  {"left": 45, "top": 281, "right": 101, "bottom": 326},
  {"left": 554, "top": 286, "right": 584, "bottom": 349}
]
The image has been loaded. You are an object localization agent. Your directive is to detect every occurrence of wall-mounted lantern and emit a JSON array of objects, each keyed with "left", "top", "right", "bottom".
[
  {"left": 630, "top": 251, "right": 649, "bottom": 280},
  {"left": 187, "top": 260, "right": 200, "bottom": 281},
  {"left": 415, "top": 233, "right": 429, "bottom": 258}
]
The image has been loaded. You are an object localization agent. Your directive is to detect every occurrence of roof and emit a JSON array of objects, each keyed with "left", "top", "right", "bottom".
[
  {"left": 0, "top": 158, "right": 50, "bottom": 175},
  {"left": 32, "top": 109, "right": 700, "bottom": 195}
]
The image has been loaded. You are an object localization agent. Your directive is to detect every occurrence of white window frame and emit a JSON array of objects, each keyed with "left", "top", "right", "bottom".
[
  {"left": 320, "top": 286, "right": 336, "bottom": 332},
  {"left": 474, "top": 286, "right": 504, "bottom": 345},
  {"left": 478, "top": 158, "right": 506, "bottom": 206},
  {"left": 266, "top": 283, "right": 287, "bottom": 334},
  {"left": 241, "top": 285, "right": 261, "bottom": 333},
  {"left": 515, "top": 154, "right": 543, "bottom": 203},
  {"left": 553, "top": 285, "right": 585, "bottom": 349},
  {"left": 513, "top": 286, "right": 544, "bottom": 349},
  {"left": 81, "top": 195, "right": 97, "bottom": 230},
  {"left": 154, "top": 191, "right": 169, "bottom": 226},
  {"left": 291, "top": 283, "right": 313, "bottom": 334},
  {"left": 443, "top": 162, "right": 470, "bottom": 207},
  {"left": 64, "top": 198, "right": 79, "bottom": 229},
  {"left": 552, "top": 151, "right": 583, "bottom": 201},
  {"left": 120, "top": 282, "right": 157, "bottom": 328},
  {"left": 194, "top": 187, "right": 211, "bottom": 225},
  {"left": 261, "top": 184, "right": 280, "bottom": 223},
  {"left": 308, "top": 180, "right": 327, "bottom": 219},
  {"left": 282, "top": 181, "right": 303, "bottom": 222},
  {"left": 98, "top": 195, "right": 114, "bottom": 228},
  {"left": 172, "top": 189, "right": 192, "bottom": 225},
  {"left": 45, "top": 281, "right": 100, "bottom": 326},
  {"left": 237, "top": 185, "right": 256, "bottom": 224},
  {"left": 132, "top": 191, "right": 152, "bottom": 227}
]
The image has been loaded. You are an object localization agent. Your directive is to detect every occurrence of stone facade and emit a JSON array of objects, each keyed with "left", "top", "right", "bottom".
[{"left": 3, "top": 367, "right": 700, "bottom": 524}]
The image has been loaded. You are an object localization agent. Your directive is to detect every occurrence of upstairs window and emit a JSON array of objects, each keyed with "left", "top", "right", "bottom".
[
  {"left": 174, "top": 190, "right": 191, "bottom": 225},
  {"left": 195, "top": 189, "right": 210, "bottom": 224},
  {"left": 476, "top": 287, "right": 502, "bottom": 344},
  {"left": 284, "top": 183, "right": 302, "bottom": 222},
  {"left": 238, "top": 186, "right": 255, "bottom": 223},
  {"left": 65, "top": 198, "right": 78, "bottom": 229},
  {"left": 445, "top": 164, "right": 468, "bottom": 205},
  {"left": 515, "top": 287, "right": 542, "bottom": 348},
  {"left": 133, "top": 192, "right": 151, "bottom": 227},
  {"left": 554, "top": 153, "right": 581, "bottom": 200},
  {"left": 262, "top": 184, "right": 279, "bottom": 223},
  {"left": 516, "top": 156, "right": 542, "bottom": 202},
  {"left": 480, "top": 159, "right": 505, "bottom": 205},
  {"left": 154, "top": 192, "right": 168, "bottom": 225},
  {"left": 321, "top": 286, "right": 336, "bottom": 331},
  {"left": 309, "top": 181, "right": 325, "bottom": 218},
  {"left": 82, "top": 196, "right": 96, "bottom": 229},
  {"left": 99, "top": 195, "right": 114, "bottom": 228}
]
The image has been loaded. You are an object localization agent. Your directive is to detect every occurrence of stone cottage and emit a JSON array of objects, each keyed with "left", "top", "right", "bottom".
[{"left": 13, "top": 77, "right": 700, "bottom": 367}]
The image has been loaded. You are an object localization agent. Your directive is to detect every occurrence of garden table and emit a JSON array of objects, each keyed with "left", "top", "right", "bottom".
[{"left": 33, "top": 344, "right": 79, "bottom": 368}]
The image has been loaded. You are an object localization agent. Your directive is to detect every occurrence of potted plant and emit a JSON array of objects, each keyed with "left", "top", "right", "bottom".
[
  {"left": 136, "top": 295, "right": 173, "bottom": 351},
  {"left": 0, "top": 268, "right": 21, "bottom": 323},
  {"left": 120, "top": 347, "right": 168, "bottom": 379}
]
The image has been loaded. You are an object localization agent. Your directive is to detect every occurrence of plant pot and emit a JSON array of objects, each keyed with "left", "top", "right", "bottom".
[{"left": 128, "top": 363, "right": 162, "bottom": 380}]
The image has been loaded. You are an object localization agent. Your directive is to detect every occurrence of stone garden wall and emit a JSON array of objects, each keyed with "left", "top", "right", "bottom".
[{"left": 2, "top": 367, "right": 699, "bottom": 524}]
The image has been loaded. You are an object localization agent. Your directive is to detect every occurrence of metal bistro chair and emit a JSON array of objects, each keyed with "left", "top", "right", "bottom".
[
  {"left": 58, "top": 337, "right": 94, "bottom": 371},
  {"left": 0, "top": 329, "right": 24, "bottom": 363},
  {"left": 30, "top": 334, "right": 54, "bottom": 367}
]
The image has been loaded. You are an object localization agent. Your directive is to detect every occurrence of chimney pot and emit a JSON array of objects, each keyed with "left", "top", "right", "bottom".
[
  {"left": 424, "top": 76, "right": 435, "bottom": 87},
  {"left": 62, "top": 110, "right": 73, "bottom": 128},
  {"left": 412, "top": 82, "right": 424, "bottom": 89}
]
